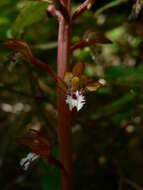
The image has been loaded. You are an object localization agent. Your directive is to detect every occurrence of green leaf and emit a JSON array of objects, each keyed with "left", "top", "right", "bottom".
[
  {"left": 91, "top": 92, "right": 136, "bottom": 120},
  {"left": 105, "top": 66, "right": 143, "bottom": 88},
  {"left": 12, "top": 1, "right": 47, "bottom": 36},
  {"left": 39, "top": 148, "right": 60, "bottom": 190},
  {"left": 0, "top": 17, "right": 10, "bottom": 25},
  {"left": 0, "top": 0, "right": 11, "bottom": 7},
  {"left": 41, "top": 170, "right": 60, "bottom": 190}
]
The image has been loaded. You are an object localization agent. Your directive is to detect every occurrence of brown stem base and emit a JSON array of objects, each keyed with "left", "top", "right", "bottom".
[{"left": 58, "top": 91, "right": 72, "bottom": 190}]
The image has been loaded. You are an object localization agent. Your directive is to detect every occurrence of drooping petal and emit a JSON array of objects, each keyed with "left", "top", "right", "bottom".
[
  {"left": 72, "top": 62, "right": 85, "bottom": 77},
  {"left": 4, "top": 39, "right": 57, "bottom": 81},
  {"left": 17, "top": 130, "right": 51, "bottom": 158},
  {"left": 4, "top": 39, "right": 33, "bottom": 62},
  {"left": 86, "top": 81, "right": 101, "bottom": 91}
]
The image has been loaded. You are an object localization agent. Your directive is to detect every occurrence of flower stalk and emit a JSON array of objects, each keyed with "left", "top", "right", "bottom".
[{"left": 57, "top": 0, "right": 73, "bottom": 189}]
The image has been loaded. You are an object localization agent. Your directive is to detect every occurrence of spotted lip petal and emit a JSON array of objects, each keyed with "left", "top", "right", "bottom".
[
  {"left": 75, "top": 91, "right": 86, "bottom": 111},
  {"left": 66, "top": 90, "right": 85, "bottom": 111},
  {"left": 60, "top": 62, "right": 102, "bottom": 111},
  {"left": 17, "top": 130, "right": 67, "bottom": 174},
  {"left": 20, "top": 152, "right": 39, "bottom": 171}
]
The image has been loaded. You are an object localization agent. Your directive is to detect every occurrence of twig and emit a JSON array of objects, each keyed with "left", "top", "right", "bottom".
[
  {"left": 124, "top": 178, "right": 143, "bottom": 190},
  {"left": 72, "top": 0, "right": 95, "bottom": 21},
  {"left": 46, "top": 2, "right": 70, "bottom": 23},
  {"left": 31, "top": 57, "right": 57, "bottom": 82},
  {"left": 70, "top": 40, "right": 86, "bottom": 52},
  {"left": 94, "top": 0, "right": 128, "bottom": 18}
]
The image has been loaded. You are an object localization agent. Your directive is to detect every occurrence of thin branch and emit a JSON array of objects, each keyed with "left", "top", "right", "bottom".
[
  {"left": 46, "top": 4, "right": 63, "bottom": 20},
  {"left": 47, "top": 2, "right": 70, "bottom": 23},
  {"left": 31, "top": 57, "right": 57, "bottom": 82},
  {"left": 70, "top": 40, "right": 86, "bottom": 52},
  {"left": 72, "top": 0, "right": 95, "bottom": 21},
  {"left": 124, "top": 178, "right": 143, "bottom": 190},
  {"left": 3, "top": 39, "right": 57, "bottom": 82}
]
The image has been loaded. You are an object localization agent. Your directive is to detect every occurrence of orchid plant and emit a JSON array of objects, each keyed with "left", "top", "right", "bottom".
[{"left": 3, "top": 0, "right": 111, "bottom": 189}]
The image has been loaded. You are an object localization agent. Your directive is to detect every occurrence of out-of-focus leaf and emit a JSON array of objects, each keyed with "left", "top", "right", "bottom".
[
  {"left": 0, "top": 0, "right": 11, "bottom": 7},
  {"left": 105, "top": 66, "right": 143, "bottom": 88},
  {"left": 106, "top": 26, "right": 126, "bottom": 42},
  {"left": 72, "top": 48, "right": 92, "bottom": 61},
  {"left": 111, "top": 109, "right": 134, "bottom": 124},
  {"left": 40, "top": 149, "right": 61, "bottom": 190},
  {"left": 91, "top": 92, "right": 136, "bottom": 120},
  {"left": 94, "top": 0, "right": 128, "bottom": 18},
  {"left": 0, "top": 17, "right": 10, "bottom": 25},
  {"left": 105, "top": 66, "right": 136, "bottom": 80},
  {"left": 12, "top": 1, "right": 47, "bottom": 36},
  {"left": 42, "top": 170, "right": 60, "bottom": 190}
]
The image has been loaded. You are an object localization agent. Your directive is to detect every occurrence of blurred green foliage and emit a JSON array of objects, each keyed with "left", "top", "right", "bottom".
[{"left": 0, "top": 0, "right": 143, "bottom": 190}]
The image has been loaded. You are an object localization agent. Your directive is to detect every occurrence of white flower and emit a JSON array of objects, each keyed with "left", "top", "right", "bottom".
[
  {"left": 66, "top": 90, "right": 85, "bottom": 111},
  {"left": 20, "top": 152, "right": 39, "bottom": 171}
]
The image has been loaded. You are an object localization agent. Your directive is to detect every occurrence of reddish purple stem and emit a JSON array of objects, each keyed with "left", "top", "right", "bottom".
[
  {"left": 72, "top": 0, "right": 90, "bottom": 21},
  {"left": 32, "top": 57, "right": 57, "bottom": 82},
  {"left": 70, "top": 40, "right": 86, "bottom": 52}
]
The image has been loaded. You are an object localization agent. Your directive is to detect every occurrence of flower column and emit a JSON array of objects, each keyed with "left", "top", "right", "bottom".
[{"left": 57, "top": 0, "right": 72, "bottom": 189}]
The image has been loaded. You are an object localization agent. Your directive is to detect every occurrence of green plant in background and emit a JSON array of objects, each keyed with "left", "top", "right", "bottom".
[
  {"left": 2, "top": 0, "right": 111, "bottom": 189},
  {"left": 0, "top": 0, "right": 143, "bottom": 190}
]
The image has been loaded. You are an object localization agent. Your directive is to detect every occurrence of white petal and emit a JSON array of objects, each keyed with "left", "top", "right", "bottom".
[
  {"left": 20, "top": 152, "right": 39, "bottom": 171},
  {"left": 66, "top": 91, "right": 85, "bottom": 111},
  {"left": 76, "top": 91, "right": 85, "bottom": 111}
]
